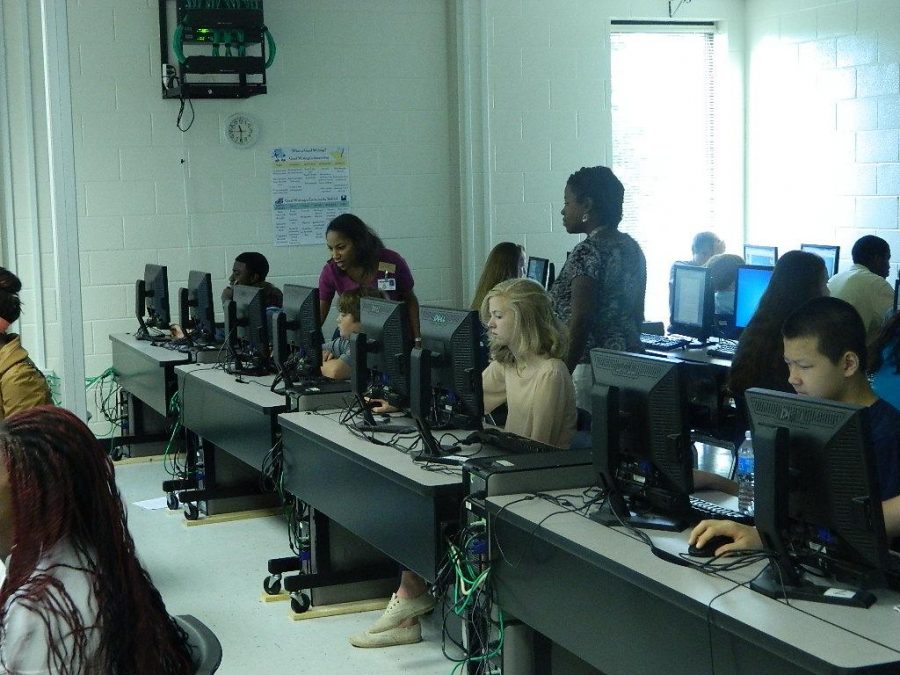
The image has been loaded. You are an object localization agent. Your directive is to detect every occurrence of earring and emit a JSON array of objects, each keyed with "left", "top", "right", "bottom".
[{"left": 581, "top": 213, "right": 589, "bottom": 223}]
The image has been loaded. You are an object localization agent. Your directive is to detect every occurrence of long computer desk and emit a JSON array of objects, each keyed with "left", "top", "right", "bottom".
[
  {"left": 486, "top": 493, "right": 900, "bottom": 675},
  {"left": 109, "top": 332, "right": 192, "bottom": 456},
  {"left": 278, "top": 410, "right": 479, "bottom": 583},
  {"left": 174, "top": 363, "right": 288, "bottom": 515}
]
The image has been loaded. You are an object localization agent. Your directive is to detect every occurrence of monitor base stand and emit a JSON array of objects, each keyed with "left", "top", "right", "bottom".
[
  {"left": 589, "top": 502, "right": 687, "bottom": 532},
  {"left": 750, "top": 564, "right": 876, "bottom": 608}
]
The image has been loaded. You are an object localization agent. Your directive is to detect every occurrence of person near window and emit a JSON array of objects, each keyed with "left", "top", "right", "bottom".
[{"left": 549, "top": 166, "right": 647, "bottom": 409}]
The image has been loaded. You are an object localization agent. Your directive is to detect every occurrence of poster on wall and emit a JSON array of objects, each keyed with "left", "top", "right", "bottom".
[{"left": 271, "top": 145, "right": 350, "bottom": 246}]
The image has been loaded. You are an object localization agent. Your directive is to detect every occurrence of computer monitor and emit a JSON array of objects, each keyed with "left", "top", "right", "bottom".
[
  {"left": 746, "top": 388, "right": 893, "bottom": 608},
  {"left": 800, "top": 244, "right": 840, "bottom": 278},
  {"left": 894, "top": 278, "right": 900, "bottom": 314},
  {"left": 409, "top": 306, "right": 484, "bottom": 458},
  {"left": 271, "top": 285, "right": 324, "bottom": 390},
  {"left": 223, "top": 284, "right": 271, "bottom": 375},
  {"left": 589, "top": 349, "right": 694, "bottom": 531},
  {"left": 669, "top": 264, "right": 715, "bottom": 342},
  {"left": 349, "top": 298, "right": 412, "bottom": 431},
  {"left": 733, "top": 265, "right": 774, "bottom": 330},
  {"left": 743, "top": 244, "right": 778, "bottom": 267},
  {"left": 134, "top": 263, "right": 170, "bottom": 338},
  {"left": 178, "top": 271, "right": 216, "bottom": 345},
  {"left": 526, "top": 257, "right": 550, "bottom": 288}
]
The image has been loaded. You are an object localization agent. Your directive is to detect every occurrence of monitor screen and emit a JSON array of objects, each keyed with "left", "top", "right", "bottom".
[
  {"left": 271, "top": 285, "right": 324, "bottom": 384},
  {"left": 186, "top": 270, "right": 215, "bottom": 343},
  {"left": 800, "top": 244, "right": 840, "bottom": 278},
  {"left": 526, "top": 257, "right": 550, "bottom": 288},
  {"left": 670, "top": 264, "right": 714, "bottom": 341},
  {"left": 411, "top": 305, "right": 483, "bottom": 431},
  {"left": 589, "top": 349, "right": 693, "bottom": 531},
  {"left": 143, "top": 264, "right": 170, "bottom": 330},
  {"left": 746, "top": 388, "right": 892, "bottom": 607},
  {"left": 733, "top": 265, "right": 774, "bottom": 329},
  {"left": 743, "top": 244, "right": 778, "bottom": 268},
  {"left": 224, "top": 284, "right": 270, "bottom": 374},
  {"left": 350, "top": 297, "right": 411, "bottom": 409}
]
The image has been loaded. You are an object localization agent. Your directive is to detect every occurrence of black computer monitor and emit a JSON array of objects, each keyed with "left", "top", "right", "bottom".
[
  {"left": 135, "top": 264, "right": 170, "bottom": 337},
  {"left": 669, "top": 264, "right": 715, "bottom": 342},
  {"left": 178, "top": 270, "right": 216, "bottom": 345},
  {"left": 746, "top": 388, "right": 893, "bottom": 608},
  {"left": 348, "top": 298, "right": 412, "bottom": 431},
  {"left": 271, "top": 285, "right": 324, "bottom": 389},
  {"left": 526, "top": 257, "right": 550, "bottom": 288},
  {"left": 224, "top": 284, "right": 271, "bottom": 375},
  {"left": 409, "top": 306, "right": 484, "bottom": 458},
  {"left": 894, "top": 278, "right": 899, "bottom": 314},
  {"left": 800, "top": 244, "right": 840, "bottom": 278},
  {"left": 733, "top": 265, "right": 774, "bottom": 330},
  {"left": 742, "top": 244, "right": 778, "bottom": 267},
  {"left": 590, "top": 349, "right": 694, "bottom": 531}
]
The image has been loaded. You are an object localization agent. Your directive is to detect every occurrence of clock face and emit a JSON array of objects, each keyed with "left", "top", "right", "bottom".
[{"left": 225, "top": 114, "right": 259, "bottom": 147}]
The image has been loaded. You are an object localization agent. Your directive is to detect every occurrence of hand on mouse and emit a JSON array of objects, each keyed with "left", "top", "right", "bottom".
[
  {"left": 364, "top": 397, "right": 398, "bottom": 414},
  {"left": 689, "top": 519, "right": 761, "bottom": 556}
]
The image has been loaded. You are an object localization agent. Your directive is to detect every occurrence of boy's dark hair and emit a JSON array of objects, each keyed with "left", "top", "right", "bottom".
[
  {"left": 782, "top": 296, "right": 868, "bottom": 370},
  {"left": 0, "top": 267, "right": 23, "bottom": 324},
  {"left": 692, "top": 231, "right": 720, "bottom": 257},
  {"left": 851, "top": 235, "right": 889, "bottom": 269},
  {"left": 235, "top": 252, "right": 270, "bottom": 280},
  {"left": 337, "top": 287, "right": 385, "bottom": 322},
  {"left": 566, "top": 166, "right": 624, "bottom": 228}
]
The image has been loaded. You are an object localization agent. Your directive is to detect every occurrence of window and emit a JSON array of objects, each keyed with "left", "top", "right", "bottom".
[{"left": 611, "top": 26, "right": 737, "bottom": 325}]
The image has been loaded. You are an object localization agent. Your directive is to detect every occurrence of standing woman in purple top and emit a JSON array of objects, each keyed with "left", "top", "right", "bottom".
[{"left": 318, "top": 214, "right": 420, "bottom": 337}]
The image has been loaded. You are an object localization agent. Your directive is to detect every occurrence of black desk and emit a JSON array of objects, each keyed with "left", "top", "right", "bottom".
[
  {"left": 486, "top": 493, "right": 900, "bottom": 674},
  {"left": 109, "top": 333, "right": 191, "bottom": 456},
  {"left": 278, "top": 411, "right": 481, "bottom": 582},
  {"left": 174, "top": 364, "right": 288, "bottom": 516}
]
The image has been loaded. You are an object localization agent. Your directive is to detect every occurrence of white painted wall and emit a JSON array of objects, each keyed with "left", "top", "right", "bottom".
[
  {"left": 457, "top": 0, "right": 746, "bottom": 316},
  {"left": 745, "top": 0, "right": 900, "bottom": 278}
]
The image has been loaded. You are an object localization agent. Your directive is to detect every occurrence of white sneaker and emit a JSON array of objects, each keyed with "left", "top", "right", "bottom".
[
  {"left": 349, "top": 623, "right": 422, "bottom": 648},
  {"left": 366, "top": 593, "right": 436, "bottom": 634}
]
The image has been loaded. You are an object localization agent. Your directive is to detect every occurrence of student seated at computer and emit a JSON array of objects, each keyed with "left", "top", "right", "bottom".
[
  {"left": 705, "top": 253, "right": 744, "bottom": 319},
  {"left": 319, "top": 213, "right": 420, "bottom": 337},
  {"left": 870, "top": 312, "right": 900, "bottom": 411},
  {"left": 221, "top": 251, "right": 283, "bottom": 308},
  {"left": 320, "top": 287, "right": 384, "bottom": 381},
  {"left": 691, "top": 296, "right": 900, "bottom": 556},
  {"left": 828, "top": 234, "right": 894, "bottom": 348},
  {"left": 350, "top": 279, "right": 576, "bottom": 649},
  {"left": 668, "top": 231, "right": 726, "bottom": 319},
  {"left": 0, "top": 268, "right": 52, "bottom": 420},
  {"left": 0, "top": 406, "right": 193, "bottom": 673},
  {"left": 729, "top": 250, "right": 828, "bottom": 398}
]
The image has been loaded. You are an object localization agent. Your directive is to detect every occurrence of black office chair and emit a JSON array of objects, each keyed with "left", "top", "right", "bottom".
[{"left": 175, "top": 614, "right": 223, "bottom": 675}]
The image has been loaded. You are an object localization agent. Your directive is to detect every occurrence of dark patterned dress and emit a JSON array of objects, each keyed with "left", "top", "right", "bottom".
[{"left": 549, "top": 227, "right": 647, "bottom": 364}]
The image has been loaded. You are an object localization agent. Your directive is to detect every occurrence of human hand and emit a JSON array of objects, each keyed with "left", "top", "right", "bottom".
[
  {"left": 364, "top": 397, "right": 398, "bottom": 414},
  {"left": 322, "top": 350, "right": 333, "bottom": 362},
  {"left": 688, "top": 519, "right": 761, "bottom": 556}
]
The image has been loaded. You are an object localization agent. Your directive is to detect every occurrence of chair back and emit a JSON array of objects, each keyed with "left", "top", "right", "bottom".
[{"left": 175, "top": 614, "right": 223, "bottom": 674}]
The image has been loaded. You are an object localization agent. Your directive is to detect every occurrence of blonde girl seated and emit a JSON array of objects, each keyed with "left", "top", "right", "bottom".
[
  {"left": 350, "top": 279, "right": 577, "bottom": 649},
  {"left": 481, "top": 277, "right": 577, "bottom": 449}
]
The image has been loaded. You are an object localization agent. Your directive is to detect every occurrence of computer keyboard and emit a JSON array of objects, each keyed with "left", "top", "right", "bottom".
[
  {"left": 689, "top": 495, "right": 754, "bottom": 526},
  {"left": 640, "top": 333, "right": 691, "bottom": 351},
  {"left": 462, "top": 428, "right": 559, "bottom": 454},
  {"left": 706, "top": 341, "right": 738, "bottom": 360},
  {"left": 287, "top": 377, "right": 351, "bottom": 395}
]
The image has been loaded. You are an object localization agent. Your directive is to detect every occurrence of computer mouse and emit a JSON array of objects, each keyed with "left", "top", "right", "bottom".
[{"left": 687, "top": 534, "right": 734, "bottom": 558}]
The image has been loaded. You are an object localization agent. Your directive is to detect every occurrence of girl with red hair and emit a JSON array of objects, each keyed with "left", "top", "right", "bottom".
[{"left": 0, "top": 406, "right": 192, "bottom": 674}]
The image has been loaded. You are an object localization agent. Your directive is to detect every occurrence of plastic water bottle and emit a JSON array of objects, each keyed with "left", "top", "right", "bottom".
[{"left": 736, "top": 430, "right": 755, "bottom": 515}]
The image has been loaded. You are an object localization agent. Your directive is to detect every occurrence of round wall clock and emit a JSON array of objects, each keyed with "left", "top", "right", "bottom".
[{"left": 224, "top": 113, "right": 260, "bottom": 147}]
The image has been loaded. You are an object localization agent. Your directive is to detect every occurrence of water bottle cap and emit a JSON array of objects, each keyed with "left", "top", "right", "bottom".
[{"left": 745, "top": 430, "right": 752, "bottom": 440}]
